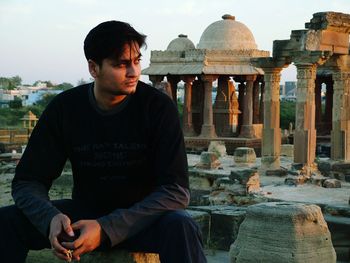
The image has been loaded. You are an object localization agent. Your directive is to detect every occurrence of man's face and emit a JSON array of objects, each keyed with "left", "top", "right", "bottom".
[{"left": 90, "top": 42, "right": 142, "bottom": 96}]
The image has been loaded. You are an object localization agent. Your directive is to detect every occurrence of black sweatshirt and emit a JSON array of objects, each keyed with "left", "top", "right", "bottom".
[{"left": 12, "top": 81, "right": 189, "bottom": 246}]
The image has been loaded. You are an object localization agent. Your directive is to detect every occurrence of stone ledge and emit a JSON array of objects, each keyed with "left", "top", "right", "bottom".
[{"left": 26, "top": 249, "right": 160, "bottom": 263}]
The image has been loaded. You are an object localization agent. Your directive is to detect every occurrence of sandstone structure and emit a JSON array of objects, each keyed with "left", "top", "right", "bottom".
[
  {"left": 233, "top": 147, "right": 256, "bottom": 164},
  {"left": 143, "top": 14, "right": 269, "bottom": 153},
  {"left": 20, "top": 111, "right": 38, "bottom": 130},
  {"left": 252, "top": 12, "right": 350, "bottom": 173},
  {"left": 229, "top": 202, "right": 336, "bottom": 263},
  {"left": 208, "top": 141, "right": 227, "bottom": 157},
  {"left": 196, "top": 151, "right": 221, "bottom": 169}
]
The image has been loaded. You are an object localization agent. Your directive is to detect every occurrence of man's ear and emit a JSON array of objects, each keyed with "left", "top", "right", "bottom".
[{"left": 88, "top": 60, "right": 99, "bottom": 78}]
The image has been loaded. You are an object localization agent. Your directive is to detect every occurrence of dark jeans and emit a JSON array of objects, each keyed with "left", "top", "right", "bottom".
[{"left": 0, "top": 200, "right": 207, "bottom": 263}]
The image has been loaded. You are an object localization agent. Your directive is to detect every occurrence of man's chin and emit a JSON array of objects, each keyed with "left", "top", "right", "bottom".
[{"left": 110, "top": 87, "right": 136, "bottom": 96}]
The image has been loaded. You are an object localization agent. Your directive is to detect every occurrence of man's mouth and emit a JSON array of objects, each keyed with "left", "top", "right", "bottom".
[{"left": 125, "top": 81, "right": 137, "bottom": 87}]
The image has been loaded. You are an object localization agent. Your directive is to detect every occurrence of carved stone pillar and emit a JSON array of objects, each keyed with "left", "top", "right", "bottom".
[
  {"left": 294, "top": 64, "right": 317, "bottom": 165},
  {"left": 149, "top": 75, "right": 163, "bottom": 87},
  {"left": 240, "top": 75, "right": 257, "bottom": 138},
  {"left": 167, "top": 75, "right": 180, "bottom": 105},
  {"left": 238, "top": 82, "right": 246, "bottom": 133},
  {"left": 182, "top": 76, "right": 196, "bottom": 136},
  {"left": 253, "top": 80, "right": 260, "bottom": 124},
  {"left": 315, "top": 78, "right": 322, "bottom": 126},
  {"left": 200, "top": 75, "right": 217, "bottom": 138},
  {"left": 331, "top": 70, "right": 350, "bottom": 161},
  {"left": 213, "top": 76, "right": 238, "bottom": 137},
  {"left": 324, "top": 78, "right": 333, "bottom": 127},
  {"left": 261, "top": 68, "right": 282, "bottom": 169},
  {"left": 259, "top": 82, "right": 265, "bottom": 124}
]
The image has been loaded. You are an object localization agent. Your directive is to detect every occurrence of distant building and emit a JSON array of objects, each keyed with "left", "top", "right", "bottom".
[
  {"left": 285, "top": 81, "right": 296, "bottom": 95},
  {"left": 280, "top": 84, "right": 285, "bottom": 96},
  {"left": 0, "top": 84, "right": 63, "bottom": 107}
]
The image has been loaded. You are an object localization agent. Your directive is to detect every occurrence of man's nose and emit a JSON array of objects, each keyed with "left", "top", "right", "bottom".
[{"left": 126, "top": 63, "right": 139, "bottom": 76}]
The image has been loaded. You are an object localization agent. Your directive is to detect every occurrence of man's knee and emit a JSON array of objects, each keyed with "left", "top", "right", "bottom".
[
  {"left": 0, "top": 205, "right": 18, "bottom": 225},
  {"left": 160, "top": 210, "right": 200, "bottom": 235}
]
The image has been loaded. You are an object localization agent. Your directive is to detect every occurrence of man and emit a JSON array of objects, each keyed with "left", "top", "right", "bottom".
[{"left": 0, "top": 21, "right": 207, "bottom": 263}]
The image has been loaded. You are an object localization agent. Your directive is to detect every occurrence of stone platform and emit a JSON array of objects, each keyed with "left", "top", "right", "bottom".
[{"left": 185, "top": 137, "right": 261, "bottom": 156}]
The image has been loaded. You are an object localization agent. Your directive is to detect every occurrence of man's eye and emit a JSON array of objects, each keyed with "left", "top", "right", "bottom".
[{"left": 113, "top": 63, "right": 126, "bottom": 68}]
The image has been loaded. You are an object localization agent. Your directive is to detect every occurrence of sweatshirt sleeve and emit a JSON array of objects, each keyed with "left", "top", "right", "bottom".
[
  {"left": 97, "top": 183, "right": 189, "bottom": 246},
  {"left": 12, "top": 98, "right": 67, "bottom": 236}
]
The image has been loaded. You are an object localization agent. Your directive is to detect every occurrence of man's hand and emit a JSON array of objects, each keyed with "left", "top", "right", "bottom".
[
  {"left": 61, "top": 220, "right": 106, "bottom": 261},
  {"left": 49, "top": 213, "right": 76, "bottom": 261}
]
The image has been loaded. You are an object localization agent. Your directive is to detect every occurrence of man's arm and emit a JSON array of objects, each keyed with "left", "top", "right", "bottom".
[
  {"left": 97, "top": 183, "right": 189, "bottom": 246},
  {"left": 12, "top": 97, "right": 67, "bottom": 236}
]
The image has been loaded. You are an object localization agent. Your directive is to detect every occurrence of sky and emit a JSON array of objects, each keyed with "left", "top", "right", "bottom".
[{"left": 0, "top": 0, "right": 350, "bottom": 86}]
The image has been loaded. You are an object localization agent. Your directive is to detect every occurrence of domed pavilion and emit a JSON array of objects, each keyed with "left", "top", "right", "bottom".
[{"left": 142, "top": 15, "right": 270, "bottom": 153}]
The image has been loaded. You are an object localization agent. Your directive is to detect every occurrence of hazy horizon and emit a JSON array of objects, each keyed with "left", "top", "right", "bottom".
[{"left": 1, "top": 0, "right": 349, "bottom": 86}]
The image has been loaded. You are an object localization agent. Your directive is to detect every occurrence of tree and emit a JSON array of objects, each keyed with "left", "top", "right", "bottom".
[
  {"left": 280, "top": 101, "right": 296, "bottom": 129},
  {"left": 55, "top": 82, "right": 74, "bottom": 90},
  {"left": 10, "top": 75, "right": 22, "bottom": 86},
  {"left": 9, "top": 98, "right": 23, "bottom": 109},
  {"left": 0, "top": 76, "right": 22, "bottom": 89},
  {"left": 77, "top": 78, "right": 88, "bottom": 86},
  {"left": 35, "top": 93, "right": 57, "bottom": 108}
]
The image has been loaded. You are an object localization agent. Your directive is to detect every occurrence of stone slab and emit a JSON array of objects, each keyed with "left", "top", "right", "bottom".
[
  {"left": 210, "top": 210, "right": 247, "bottom": 251},
  {"left": 27, "top": 250, "right": 160, "bottom": 263},
  {"left": 186, "top": 209, "right": 211, "bottom": 247}
]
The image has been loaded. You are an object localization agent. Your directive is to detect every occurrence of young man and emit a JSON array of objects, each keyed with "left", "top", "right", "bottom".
[{"left": 0, "top": 21, "right": 207, "bottom": 262}]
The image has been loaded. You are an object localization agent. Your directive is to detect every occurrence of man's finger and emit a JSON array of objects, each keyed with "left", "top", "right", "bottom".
[
  {"left": 72, "top": 245, "right": 87, "bottom": 261},
  {"left": 62, "top": 235, "right": 84, "bottom": 250},
  {"left": 71, "top": 220, "right": 83, "bottom": 230},
  {"left": 52, "top": 247, "right": 70, "bottom": 261},
  {"left": 51, "top": 237, "right": 69, "bottom": 254},
  {"left": 61, "top": 217, "right": 74, "bottom": 236}
]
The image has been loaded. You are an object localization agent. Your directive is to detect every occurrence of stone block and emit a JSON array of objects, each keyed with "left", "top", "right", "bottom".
[
  {"left": 324, "top": 215, "right": 350, "bottom": 262},
  {"left": 210, "top": 210, "right": 247, "bottom": 251},
  {"left": 345, "top": 174, "right": 350, "bottom": 182},
  {"left": 265, "top": 169, "right": 288, "bottom": 177},
  {"left": 284, "top": 175, "right": 308, "bottom": 186},
  {"left": 223, "top": 184, "right": 247, "bottom": 196},
  {"left": 186, "top": 210, "right": 210, "bottom": 247},
  {"left": 196, "top": 151, "right": 221, "bottom": 169},
  {"left": 214, "top": 177, "right": 234, "bottom": 188},
  {"left": 229, "top": 168, "right": 260, "bottom": 194},
  {"left": 317, "top": 160, "right": 332, "bottom": 177},
  {"left": 189, "top": 189, "right": 211, "bottom": 206},
  {"left": 209, "top": 190, "right": 235, "bottom": 205},
  {"left": 230, "top": 168, "right": 256, "bottom": 184},
  {"left": 310, "top": 175, "right": 327, "bottom": 186},
  {"left": 322, "top": 179, "right": 341, "bottom": 188},
  {"left": 27, "top": 250, "right": 160, "bottom": 263},
  {"left": 233, "top": 147, "right": 256, "bottom": 164},
  {"left": 280, "top": 144, "right": 294, "bottom": 157},
  {"left": 188, "top": 205, "right": 237, "bottom": 214},
  {"left": 229, "top": 202, "right": 336, "bottom": 263},
  {"left": 240, "top": 124, "right": 262, "bottom": 139},
  {"left": 208, "top": 141, "right": 227, "bottom": 157},
  {"left": 189, "top": 176, "right": 212, "bottom": 190},
  {"left": 331, "top": 162, "right": 350, "bottom": 173},
  {"left": 323, "top": 205, "right": 350, "bottom": 217}
]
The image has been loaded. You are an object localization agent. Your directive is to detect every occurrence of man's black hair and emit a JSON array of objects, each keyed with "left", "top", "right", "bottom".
[{"left": 84, "top": 21, "right": 146, "bottom": 66}]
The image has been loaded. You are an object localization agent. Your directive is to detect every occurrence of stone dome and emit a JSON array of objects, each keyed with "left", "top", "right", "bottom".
[
  {"left": 166, "top": 34, "right": 195, "bottom": 51},
  {"left": 197, "top": 14, "right": 257, "bottom": 50}
]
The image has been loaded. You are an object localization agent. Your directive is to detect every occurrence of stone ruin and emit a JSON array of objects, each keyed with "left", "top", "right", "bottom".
[
  {"left": 230, "top": 202, "right": 336, "bottom": 263},
  {"left": 1, "top": 11, "right": 350, "bottom": 263}
]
